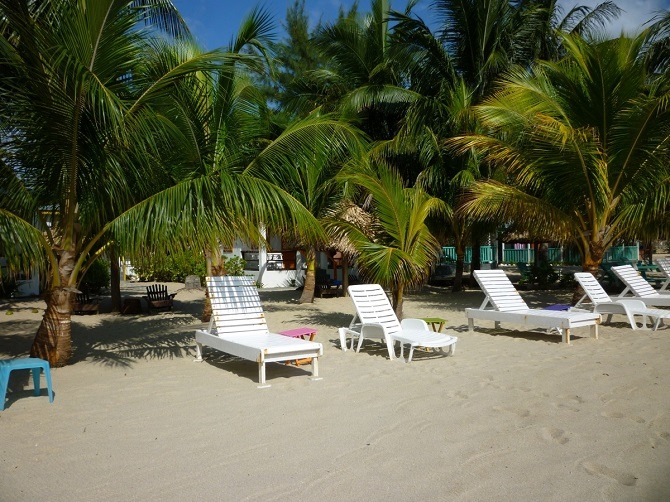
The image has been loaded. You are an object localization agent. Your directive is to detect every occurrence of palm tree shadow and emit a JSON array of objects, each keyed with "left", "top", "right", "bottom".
[{"left": 69, "top": 313, "right": 199, "bottom": 368}]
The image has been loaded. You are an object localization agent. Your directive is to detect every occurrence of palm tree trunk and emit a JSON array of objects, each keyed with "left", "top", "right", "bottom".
[
  {"left": 30, "top": 287, "right": 73, "bottom": 367},
  {"left": 452, "top": 242, "right": 465, "bottom": 292},
  {"left": 299, "top": 247, "right": 317, "bottom": 304},
  {"left": 110, "top": 249, "right": 121, "bottom": 313},
  {"left": 201, "top": 248, "right": 217, "bottom": 322},
  {"left": 30, "top": 247, "right": 77, "bottom": 366},
  {"left": 392, "top": 282, "right": 404, "bottom": 320},
  {"left": 342, "top": 254, "right": 349, "bottom": 297}
]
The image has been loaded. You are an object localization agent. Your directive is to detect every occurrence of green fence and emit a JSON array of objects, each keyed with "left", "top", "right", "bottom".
[{"left": 441, "top": 245, "right": 638, "bottom": 265}]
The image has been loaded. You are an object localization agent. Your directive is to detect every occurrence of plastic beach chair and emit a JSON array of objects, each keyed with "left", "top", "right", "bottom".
[
  {"left": 465, "top": 269, "right": 600, "bottom": 344},
  {"left": 338, "top": 284, "right": 457, "bottom": 362},
  {"left": 1, "top": 358, "right": 54, "bottom": 410},
  {"left": 194, "top": 276, "right": 323, "bottom": 387},
  {"left": 611, "top": 265, "right": 670, "bottom": 307},
  {"left": 574, "top": 272, "right": 670, "bottom": 330}
]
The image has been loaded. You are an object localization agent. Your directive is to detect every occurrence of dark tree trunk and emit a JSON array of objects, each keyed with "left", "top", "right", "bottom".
[
  {"left": 342, "top": 255, "right": 349, "bottom": 297},
  {"left": 110, "top": 250, "right": 121, "bottom": 313},
  {"left": 392, "top": 282, "right": 404, "bottom": 320},
  {"left": 299, "top": 247, "right": 317, "bottom": 304},
  {"left": 201, "top": 248, "right": 220, "bottom": 322},
  {"left": 30, "top": 287, "right": 73, "bottom": 367},
  {"left": 469, "top": 239, "right": 481, "bottom": 287},
  {"left": 452, "top": 244, "right": 465, "bottom": 292},
  {"left": 30, "top": 248, "right": 76, "bottom": 366}
]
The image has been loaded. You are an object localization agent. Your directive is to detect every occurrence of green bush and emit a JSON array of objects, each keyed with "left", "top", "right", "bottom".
[
  {"left": 132, "top": 251, "right": 206, "bottom": 283},
  {"left": 223, "top": 255, "right": 246, "bottom": 276},
  {"left": 0, "top": 273, "right": 17, "bottom": 299},
  {"left": 531, "top": 261, "right": 559, "bottom": 287},
  {"left": 80, "top": 258, "right": 110, "bottom": 294}
]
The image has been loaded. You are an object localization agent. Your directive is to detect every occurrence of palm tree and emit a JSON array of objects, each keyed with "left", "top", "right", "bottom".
[
  {"left": 0, "top": 0, "right": 211, "bottom": 366},
  {"left": 0, "top": 1, "right": 352, "bottom": 366},
  {"left": 327, "top": 162, "right": 448, "bottom": 319},
  {"left": 452, "top": 33, "right": 670, "bottom": 285},
  {"left": 246, "top": 120, "right": 365, "bottom": 303},
  {"left": 516, "top": 0, "right": 621, "bottom": 62}
]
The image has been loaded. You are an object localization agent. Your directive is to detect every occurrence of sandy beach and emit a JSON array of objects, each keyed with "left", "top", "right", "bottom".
[{"left": 1, "top": 280, "right": 669, "bottom": 501}]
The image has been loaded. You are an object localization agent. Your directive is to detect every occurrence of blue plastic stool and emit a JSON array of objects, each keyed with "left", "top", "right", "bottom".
[{"left": 0, "top": 358, "right": 54, "bottom": 411}]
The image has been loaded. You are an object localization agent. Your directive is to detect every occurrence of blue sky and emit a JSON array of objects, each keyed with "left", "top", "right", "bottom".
[{"left": 173, "top": 0, "right": 669, "bottom": 50}]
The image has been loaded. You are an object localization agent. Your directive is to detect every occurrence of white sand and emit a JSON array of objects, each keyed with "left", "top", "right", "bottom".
[{"left": 1, "top": 282, "right": 669, "bottom": 501}]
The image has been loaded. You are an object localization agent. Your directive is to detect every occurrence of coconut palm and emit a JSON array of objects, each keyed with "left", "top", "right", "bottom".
[
  {"left": 0, "top": 1, "right": 354, "bottom": 366},
  {"left": 452, "top": 33, "right": 670, "bottom": 283},
  {"left": 0, "top": 0, "right": 214, "bottom": 366},
  {"left": 327, "top": 162, "right": 448, "bottom": 319},
  {"left": 516, "top": 0, "right": 621, "bottom": 62}
]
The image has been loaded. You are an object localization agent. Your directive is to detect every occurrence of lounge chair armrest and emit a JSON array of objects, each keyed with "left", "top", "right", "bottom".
[
  {"left": 400, "top": 318, "right": 429, "bottom": 331},
  {"left": 360, "top": 323, "right": 386, "bottom": 337},
  {"left": 615, "top": 299, "right": 647, "bottom": 310}
]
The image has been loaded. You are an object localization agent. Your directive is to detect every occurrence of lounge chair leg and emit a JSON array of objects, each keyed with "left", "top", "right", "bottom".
[
  {"left": 468, "top": 318, "right": 474, "bottom": 332},
  {"left": 194, "top": 341, "right": 203, "bottom": 362},
  {"left": 356, "top": 334, "right": 365, "bottom": 352},
  {"left": 257, "top": 362, "right": 270, "bottom": 389},
  {"left": 310, "top": 357, "right": 322, "bottom": 381},
  {"left": 563, "top": 328, "right": 571, "bottom": 344},
  {"left": 338, "top": 328, "right": 348, "bottom": 352},
  {"left": 591, "top": 323, "right": 598, "bottom": 340},
  {"left": 495, "top": 321, "right": 501, "bottom": 329},
  {"left": 407, "top": 346, "right": 414, "bottom": 363},
  {"left": 447, "top": 343, "right": 455, "bottom": 356}
]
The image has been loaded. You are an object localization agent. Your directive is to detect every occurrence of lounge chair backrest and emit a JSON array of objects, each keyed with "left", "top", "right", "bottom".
[
  {"left": 348, "top": 284, "right": 401, "bottom": 336},
  {"left": 612, "top": 265, "right": 657, "bottom": 297},
  {"left": 574, "top": 272, "right": 610, "bottom": 304},
  {"left": 657, "top": 258, "right": 670, "bottom": 276},
  {"left": 473, "top": 269, "right": 529, "bottom": 311},
  {"left": 206, "top": 276, "right": 269, "bottom": 337},
  {"left": 146, "top": 284, "right": 169, "bottom": 301}
]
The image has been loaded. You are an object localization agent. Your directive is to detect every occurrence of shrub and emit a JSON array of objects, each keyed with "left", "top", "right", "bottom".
[
  {"left": 223, "top": 255, "right": 246, "bottom": 276},
  {"left": 80, "top": 258, "right": 110, "bottom": 294},
  {"left": 0, "top": 273, "right": 17, "bottom": 299},
  {"left": 131, "top": 251, "right": 206, "bottom": 283}
]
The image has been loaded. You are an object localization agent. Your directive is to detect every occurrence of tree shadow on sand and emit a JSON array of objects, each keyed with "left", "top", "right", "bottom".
[{"left": 68, "top": 313, "right": 200, "bottom": 368}]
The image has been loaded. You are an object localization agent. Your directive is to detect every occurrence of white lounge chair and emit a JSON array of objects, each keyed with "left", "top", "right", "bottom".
[
  {"left": 612, "top": 265, "right": 670, "bottom": 307},
  {"left": 573, "top": 272, "right": 669, "bottom": 330},
  {"left": 194, "top": 276, "right": 323, "bottom": 387},
  {"left": 338, "top": 284, "right": 457, "bottom": 363},
  {"left": 656, "top": 258, "right": 670, "bottom": 292},
  {"left": 465, "top": 269, "right": 600, "bottom": 344}
]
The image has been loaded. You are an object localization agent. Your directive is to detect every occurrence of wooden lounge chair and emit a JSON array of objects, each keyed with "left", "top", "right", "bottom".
[
  {"left": 194, "top": 276, "right": 323, "bottom": 387},
  {"left": 315, "top": 269, "right": 342, "bottom": 298},
  {"left": 338, "top": 284, "right": 457, "bottom": 362},
  {"left": 142, "top": 284, "right": 176, "bottom": 312},
  {"left": 73, "top": 290, "right": 99, "bottom": 315},
  {"left": 611, "top": 265, "right": 670, "bottom": 307},
  {"left": 573, "top": 272, "right": 669, "bottom": 330},
  {"left": 465, "top": 269, "right": 600, "bottom": 344}
]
